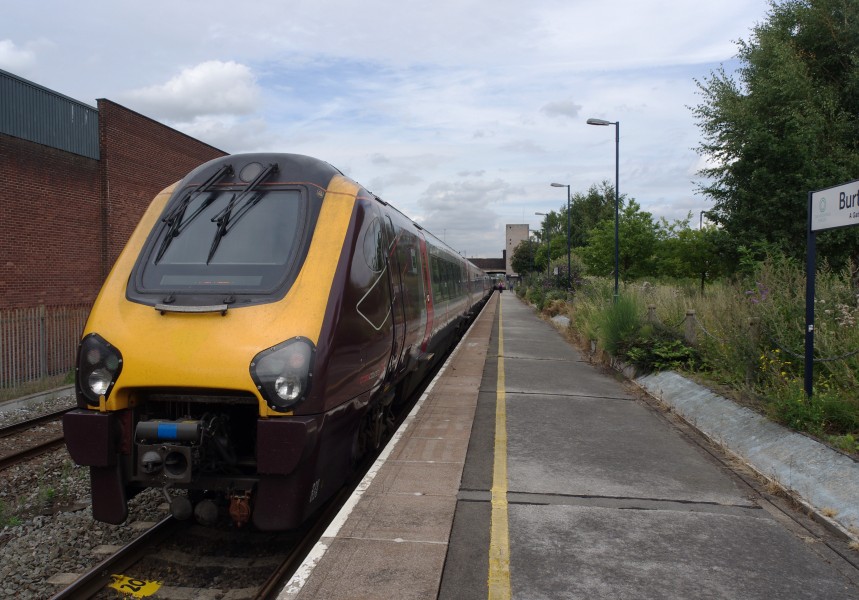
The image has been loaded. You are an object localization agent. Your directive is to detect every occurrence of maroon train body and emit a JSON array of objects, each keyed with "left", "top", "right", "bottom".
[{"left": 63, "top": 153, "right": 493, "bottom": 530}]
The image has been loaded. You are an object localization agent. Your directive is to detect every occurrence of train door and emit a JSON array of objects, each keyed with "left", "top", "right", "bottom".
[
  {"left": 417, "top": 233, "right": 434, "bottom": 353},
  {"left": 382, "top": 214, "right": 407, "bottom": 376},
  {"left": 392, "top": 224, "right": 425, "bottom": 366}
]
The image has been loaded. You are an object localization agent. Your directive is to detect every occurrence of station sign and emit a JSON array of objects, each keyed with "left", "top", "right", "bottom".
[
  {"left": 810, "top": 179, "right": 859, "bottom": 232},
  {"left": 805, "top": 178, "right": 859, "bottom": 397}
]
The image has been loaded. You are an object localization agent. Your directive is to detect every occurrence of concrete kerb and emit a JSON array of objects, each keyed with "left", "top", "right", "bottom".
[
  {"left": 635, "top": 371, "right": 859, "bottom": 540},
  {"left": 0, "top": 385, "right": 75, "bottom": 414},
  {"left": 545, "top": 315, "right": 859, "bottom": 542}
]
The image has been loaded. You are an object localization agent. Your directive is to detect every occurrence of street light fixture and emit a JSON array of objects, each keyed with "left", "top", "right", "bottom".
[
  {"left": 535, "top": 212, "right": 550, "bottom": 278},
  {"left": 587, "top": 117, "right": 620, "bottom": 302},
  {"left": 551, "top": 183, "right": 571, "bottom": 290}
]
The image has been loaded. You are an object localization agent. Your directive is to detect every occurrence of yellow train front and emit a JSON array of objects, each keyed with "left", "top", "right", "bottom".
[{"left": 63, "top": 153, "right": 491, "bottom": 530}]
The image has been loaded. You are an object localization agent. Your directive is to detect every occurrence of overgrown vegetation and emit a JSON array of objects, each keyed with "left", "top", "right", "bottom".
[{"left": 515, "top": 255, "right": 859, "bottom": 451}]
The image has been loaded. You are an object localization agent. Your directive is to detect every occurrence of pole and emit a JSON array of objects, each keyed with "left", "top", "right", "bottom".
[
  {"left": 546, "top": 224, "right": 550, "bottom": 278},
  {"left": 613, "top": 121, "right": 620, "bottom": 303},
  {"left": 804, "top": 191, "right": 816, "bottom": 397},
  {"left": 566, "top": 185, "right": 571, "bottom": 290}
]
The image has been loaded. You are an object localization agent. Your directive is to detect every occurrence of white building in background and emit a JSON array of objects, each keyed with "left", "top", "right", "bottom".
[{"left": 505, "top": 224, "right": 529, "bottom": 277}]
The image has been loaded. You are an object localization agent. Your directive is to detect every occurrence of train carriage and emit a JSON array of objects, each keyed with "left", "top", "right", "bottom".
[{"left": 63, "top": 153, "right": 492, "bottom": 530}]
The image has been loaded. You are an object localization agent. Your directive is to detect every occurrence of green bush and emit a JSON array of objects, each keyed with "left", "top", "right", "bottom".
[
  {"left": 767, "top": 379, "right": 859, "bottom": 437},
  {"left": 594, "top": 294, "right": 640, "bottom": 355},
  {"left": 622, "top": 327, "right": 699, "bottom": 373}
]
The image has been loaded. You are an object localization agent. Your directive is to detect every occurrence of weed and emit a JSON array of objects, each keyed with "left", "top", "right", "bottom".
[
  {"left": 826, "top": 433, "right": 859, "bottom": 455},
  {"left": 0, "top": 500, "right": 22, "bottom": 528},
  {"left": 38, "top": 486, "right": 57, "bottom": 506},
  {"left": 594, "top": 294, "right": 640, "bottom": 355}
]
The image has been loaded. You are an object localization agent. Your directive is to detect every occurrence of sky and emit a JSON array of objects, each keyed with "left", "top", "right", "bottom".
[{"left": 0, "top": 0, "right": 770, "bottom": 258}]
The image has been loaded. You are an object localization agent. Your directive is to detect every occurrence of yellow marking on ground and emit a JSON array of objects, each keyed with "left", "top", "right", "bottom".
[
  {"left": 108, "top": 574, "right": 162, "bottom": 597},
  {"left": 488, "top": 296, "right": 511, "bottom": 599}
]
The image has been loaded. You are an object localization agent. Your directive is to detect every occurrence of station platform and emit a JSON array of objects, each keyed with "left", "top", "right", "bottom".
[{"left": 279, "top": 291, "right": 859, "bottom": 599}]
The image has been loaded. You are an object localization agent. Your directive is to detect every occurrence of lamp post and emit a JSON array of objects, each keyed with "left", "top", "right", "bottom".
[
  {"left": 551, "top": 182, "right": 571, "bottom": 290},
  {"left": 587, "top": 117, "right": 620, "bottom": 302},
  {"left": 535, "top": 212, "right": 549, "bottom": 278}
]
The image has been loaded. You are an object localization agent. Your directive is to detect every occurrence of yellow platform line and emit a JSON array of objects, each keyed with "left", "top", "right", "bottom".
[{"left": 488, "top": 296, "right": 511, "bottom": 599}]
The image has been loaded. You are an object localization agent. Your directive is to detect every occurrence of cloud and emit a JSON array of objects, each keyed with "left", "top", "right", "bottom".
[
  {"left": 1, "top": 0, "right": 771, "bottom": 257},
  {"left": 122, "top": 60, "right": 260, "bottom": 121},
  {"left": 414, "top": 178, "right": 527, "bottom": 256},
  {"left": 0, "top": 39, "right": 37, "bottom": 72},
  {"left": 541, "top": 99, "right": 582, "bottom": 119},
  {"left": 499, "top": 139, "right": 548, "bottom": 155},
  {"left": 174, "top": 115, "right": 274, "bottom": 154}
]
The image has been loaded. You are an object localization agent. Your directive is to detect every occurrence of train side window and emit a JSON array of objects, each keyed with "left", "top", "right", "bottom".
[{"left": 363, "top": 217, "right": 384, "bottom": 273}]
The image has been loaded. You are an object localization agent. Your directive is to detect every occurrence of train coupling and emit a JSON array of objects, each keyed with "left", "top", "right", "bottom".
[{"left": 135, "top": 420, "right": 202, "bottom": 484}]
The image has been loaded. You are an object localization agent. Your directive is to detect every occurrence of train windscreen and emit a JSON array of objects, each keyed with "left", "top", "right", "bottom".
[{"left": 134, "top": 187, "right": 309, "bottom": 295}]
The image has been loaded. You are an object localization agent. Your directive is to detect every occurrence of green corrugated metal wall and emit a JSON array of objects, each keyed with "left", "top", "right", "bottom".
[{"left": 0, "top": 68, "right": 99, "bottom": 159}]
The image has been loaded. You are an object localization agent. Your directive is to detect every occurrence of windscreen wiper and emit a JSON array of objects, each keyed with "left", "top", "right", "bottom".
[
  {"left": 155, "top": 164, "right": 234, "bottom": 263},
  {"left": 206, "top": 163, "right": 279, "bottom": 264}
]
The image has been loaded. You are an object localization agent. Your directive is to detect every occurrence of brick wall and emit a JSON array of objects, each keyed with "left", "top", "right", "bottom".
[
  {"left": 1, "top": 101, "right": 226, "bottom": 309},
  {"left": 97, "top": 99, "right": 227, "bottom": 274},
  {"left": 0, "top": 133, "right": 102, "bottom": 308}
]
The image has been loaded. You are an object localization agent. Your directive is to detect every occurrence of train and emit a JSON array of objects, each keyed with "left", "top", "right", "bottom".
[{"left": 63, "top": 153, "right": 493, "bottom": 531}]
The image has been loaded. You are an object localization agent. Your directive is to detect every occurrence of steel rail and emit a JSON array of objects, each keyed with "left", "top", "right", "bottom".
[
  {"left": 0, "top": 433, "right": 66, "bottom": 470},
  {"left": 0, "top": 407, "right": 74, "bottom": 439},
  {"left": 49, "top": 517, "right": 185, "bottom": 600},
  {"left": 254, "top": 486, "right": 354, "bottom": 599}
]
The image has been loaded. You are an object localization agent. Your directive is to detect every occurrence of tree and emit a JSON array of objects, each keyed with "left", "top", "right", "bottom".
[
  {"left": 568, "top": 181, "right": 619, "bottom": 248},
  {"left": 653, "top": 215, "right": 732, "bottom": 292},
  {"left": 511, "top": 238, "right": 539, "bottom": 275},
  {"left": 692, "top": 0, "right": 859, "bottom": 269},
  {"left": 580, "top": 200, "right": 658, "bottom": 279}
]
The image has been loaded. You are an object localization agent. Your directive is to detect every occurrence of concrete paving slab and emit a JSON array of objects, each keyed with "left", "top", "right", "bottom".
[
  {"left": 502, "top": 356, "right": 633, "bottom": 399},
  {"left": 416, "top": 402, "right": 479, "bottom": 420},
  {"left": 505, "top": 392, "right": 754, "bottom": 505},
  {"left": 500, "top": 336, "right": 583, "bottom": 361},
  {"left": 370, "top": 460, "right": 465, "bottom": 496},
  {"left": 508, "top": 503, "right": 859, "bottom": 600},
  {"left": 295, "top": 538, "right": 447, "bottom": 600},
  {"left": 637, "top": 370, "right": 859, "bottom": 536},
  {"left": 336, "top": 493, "right": 457, "bottom": 543},
  {"left": 409, "top": 414, "right": 476, "bottom": 440},
  {"left": 388, "top": 432, "right": 470, "bottom": 463}
]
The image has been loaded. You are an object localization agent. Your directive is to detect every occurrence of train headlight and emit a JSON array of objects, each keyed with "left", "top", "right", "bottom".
[
  {"left": 77, "top": 333, "right": 123, "bottom": 406},
  {"left": 251, "top": 337, "right": 315, "bottom": 411}
]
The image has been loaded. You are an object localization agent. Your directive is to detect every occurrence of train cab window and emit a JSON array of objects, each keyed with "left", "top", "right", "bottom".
[{"left": 133, "top": 187, "right": 309, "bottom": 296}]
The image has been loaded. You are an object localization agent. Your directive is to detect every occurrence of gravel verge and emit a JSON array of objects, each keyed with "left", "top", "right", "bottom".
[{"left": 0, "top": 394, "right": 170, "bottom": 599}]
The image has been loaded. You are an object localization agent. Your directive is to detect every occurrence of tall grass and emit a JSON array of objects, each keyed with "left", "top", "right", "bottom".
[{"left": 518, "top": 255, "right": 859, "bottom": 442}]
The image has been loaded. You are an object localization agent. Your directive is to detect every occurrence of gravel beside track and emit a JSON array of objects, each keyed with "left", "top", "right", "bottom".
[{"left": 0, "top": 394, "right": 169, "bottom": 599}]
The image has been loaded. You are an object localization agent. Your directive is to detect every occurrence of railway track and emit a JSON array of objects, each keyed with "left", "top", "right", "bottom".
[
  {"left": 46, "top": 368, "right": 437, "bottom": 599},
  {"left": 0, "top": 407, "right": 72, "bottom": 470},
  {"left": 46, "top": 468, "right": 368, "bottom": 599}
]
